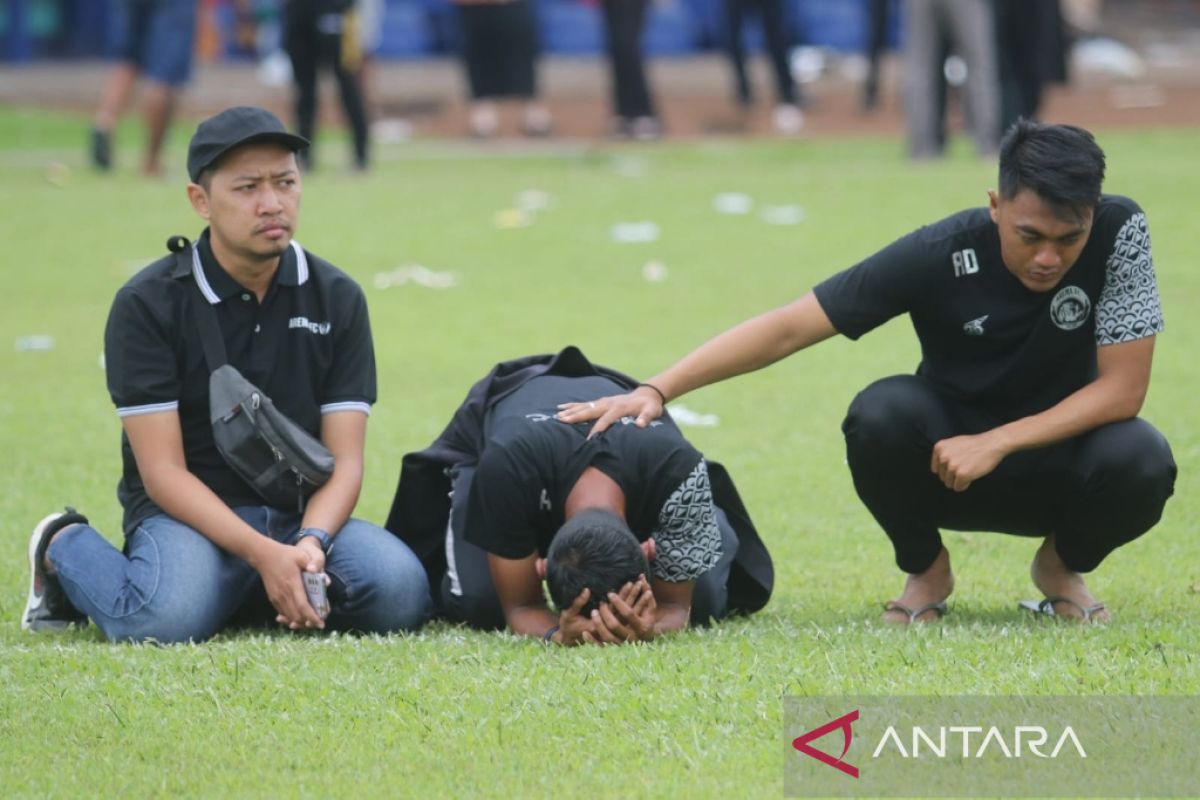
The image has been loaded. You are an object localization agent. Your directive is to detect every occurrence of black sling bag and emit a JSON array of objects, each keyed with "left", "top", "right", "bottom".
[{"left": 171, "top": 236, "right": 335, "bottom": 512}]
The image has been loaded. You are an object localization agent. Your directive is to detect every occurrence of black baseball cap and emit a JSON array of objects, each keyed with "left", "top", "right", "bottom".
[{"left": 187, "top": 106, "right": 309, "bottom": 182}]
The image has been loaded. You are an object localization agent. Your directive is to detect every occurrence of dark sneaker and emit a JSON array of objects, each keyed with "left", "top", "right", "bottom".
[
  {"left": 90, "top": 128, "right": 112, "bottom": 171},
  {"left": 22, "top": 508, "right": 90, "bottom": 632}
]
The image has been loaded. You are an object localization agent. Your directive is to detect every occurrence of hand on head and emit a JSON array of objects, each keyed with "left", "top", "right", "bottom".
[{"left": 580, "top": 575, "right": 657, "bottom": 645}]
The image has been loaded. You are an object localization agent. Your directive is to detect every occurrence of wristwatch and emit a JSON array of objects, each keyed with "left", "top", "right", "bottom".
[{"left": 296, "top": 527, "right": 333, "bottom": 553}]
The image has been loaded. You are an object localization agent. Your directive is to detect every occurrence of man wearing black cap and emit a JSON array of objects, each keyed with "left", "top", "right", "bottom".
[{"left": 22, "top": 106, "right": 431, "bottom": 644}]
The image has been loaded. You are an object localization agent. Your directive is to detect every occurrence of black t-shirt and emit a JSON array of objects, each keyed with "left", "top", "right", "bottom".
[
  {"left": 813, "top": 195, "right": 1163, "bottom": 420},
  {"left": 104, "top": 230, "right": 376, "bottom": 533},
  {"left": 464, "top": 375, "right": 721, "bottom": 581}
]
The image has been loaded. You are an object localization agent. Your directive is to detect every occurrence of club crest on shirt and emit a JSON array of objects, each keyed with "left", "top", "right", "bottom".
[
  {"left": 962, "top": 315, "right": 988, "bottom": 336},
  {"left": 1049, "top": 286, "right": 1091, "bottom": 331}
]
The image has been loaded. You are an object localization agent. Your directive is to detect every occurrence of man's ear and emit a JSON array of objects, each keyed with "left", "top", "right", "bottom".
[
  {"left": 641, "top": 538, "right": 657, "bottom": 562},
  {"left": 988, "top": 189, "right": 1000, "bottom": 224},
  {"left": 187, "top": 183, "right": 212, "bottom": 220},
  {"left": 535, "top": 558, "right": 547, "bottom": 579}
]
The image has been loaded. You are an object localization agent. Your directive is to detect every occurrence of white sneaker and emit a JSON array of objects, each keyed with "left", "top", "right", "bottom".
[
  {"left": 773, "top": 104, "right": 805, "bottom": 135},
  {"left": 629, "top": 116, "right": 663, "bottom": 141},
  {"left": 22, "top": 508, "right": 89, "bottom": 632},
  {"left": 468, "top": 103, "right": 499, "bottom": 139}
]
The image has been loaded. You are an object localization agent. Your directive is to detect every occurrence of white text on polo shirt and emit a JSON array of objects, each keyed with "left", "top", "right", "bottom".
[{"left": 289, "top": 317, "right": 332, "bottom": 335}]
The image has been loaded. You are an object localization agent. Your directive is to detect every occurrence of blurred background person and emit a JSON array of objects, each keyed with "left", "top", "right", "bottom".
[
  {"left": 903, "top": 0, "right": 1000, "bottom": 159},
  {"left": 356, "top": 0, "right": 385, "bottom": 119},
  {"left": 601, "top": 0, "right": 661, "bottom": 139},
  {"left": 861, "top": 0, "right": 891, "bottom": 111},
  {"left": 994, "top": 0, "right": 1068, "bottom": 132},
  {"left": 285, "top": 0, "right": 369, "bottom": 170},
  {"left": 723, "top": 0, "right": 803, "bottom": 133},
  {"left": 453, "top": 0, "right": 551, "bottom": 138},
  {"left": 89, "top": 0, "right": 200, "bottom": 176}
]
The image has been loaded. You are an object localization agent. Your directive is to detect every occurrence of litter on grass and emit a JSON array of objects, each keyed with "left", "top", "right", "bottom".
[
  {"left": 641, "top": 260, "right": 668, "bottom": 283},
  {"left": 45, "top": 162, "right": 71, "bottom": 187},
  {"left": 668, "top": 404, "right": 719, "bottom": 427},
  {"left": 515, "top": 189, "right": 552, "bottom": 213},
  {"left": 610, "top": 222, "right": 660, "bottom": 243},
  {"left": 610, "top": 155, "right": 649, "bottom": 177},
  {"left": 373, "top": 264, "right": 459, "bottom": 290},
  {"left": 494, "top": 208, "right": 533, "bottom": 229},
  {"left": 15, "top": 335, "right": 54, "bottom": 352},
  {"left": 759, "top": 204, "right": 806, "bottom": 225},
  {"left": 371, "top": 118, "right": 414, "bottom": 144},
  {"left": 713, "top": 192, "right": 753, "bottom": 215}
]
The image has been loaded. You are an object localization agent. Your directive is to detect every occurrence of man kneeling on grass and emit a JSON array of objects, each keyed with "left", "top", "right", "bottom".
[{"left": 385, "top": 348, "right": 774, "bottom": 645}]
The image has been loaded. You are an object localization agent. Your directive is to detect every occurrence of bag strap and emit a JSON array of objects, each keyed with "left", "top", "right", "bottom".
[{"left": 169, "top": 236, "right": 228, "bottom": 371}]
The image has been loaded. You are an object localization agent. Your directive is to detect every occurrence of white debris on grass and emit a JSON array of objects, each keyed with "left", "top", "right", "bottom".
[
  {"left": 610, "top": 155, "right": 649, "bottom": 178},
  {"left": 760, "top": 204, "right": 806, "bottom": 225},
  {"left": 641, "top": 260, "right": 668, "bottom": 283},
  {"left": 45, "top": 161, "right": 70, "bottom": 187},
  {"left": 99, "top": 352, "right": 106, "bottom": 369},
  {"left": 713, "top": 192, "right": 753, "bottom": 215},
  {"left": 373, "top": 264, "right": 459, "bottom": 290},
  {"left": 15, "top": 335, "right": 55, "bottom": 352},
  {"left": 371, "top": 117, "right": 414, "bottom": 144},
  {"left": 493, "top": 208, "right": 533, "bottom": 229},
  {"left": 515, "top": 189, "right": 552, "bottom": 213},
  {"left": 668, "top": 404, "right": 719, "bottom": 427},
  {"left": 610, "top": 222, "right": 660, "bottom": 243}
]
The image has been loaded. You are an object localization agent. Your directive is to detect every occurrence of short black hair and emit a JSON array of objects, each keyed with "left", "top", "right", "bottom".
[
  {"left": 546, "top": 509, "right": 648, "bottom": 616},
  {"left": 998, "top": 119, "right": 1106, "bottom": 221},
  {"left": 196, "top": 167, "right": 215, "bottom": 192}
]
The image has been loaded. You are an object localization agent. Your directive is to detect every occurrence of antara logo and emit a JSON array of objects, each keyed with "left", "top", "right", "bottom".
[
  {"left": 793, "top": 710, "right": 860, "bottom": 778},
  {"left": 792, "top": 710, "right": 1088, "bottom": 779}
]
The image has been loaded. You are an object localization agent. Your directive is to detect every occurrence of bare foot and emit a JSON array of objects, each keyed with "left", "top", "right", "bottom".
[
  {"left": 1030, "top": 536, "right": 1110, "bottom": 623},
  {"left": 882, "top": 547, "right": 955, "bottom": 624}
]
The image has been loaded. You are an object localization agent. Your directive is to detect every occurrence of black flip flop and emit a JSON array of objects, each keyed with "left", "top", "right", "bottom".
[{"left": 1019, "top": 596, "right": 1107, "bottom": 622}]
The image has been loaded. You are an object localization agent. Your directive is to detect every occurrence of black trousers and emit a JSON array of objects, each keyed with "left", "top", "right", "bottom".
[
  {"left": 600, "top": 0, "right": 656, "bottom": 120},
  {"left": 285, "top": 0, "right": 368, "bottom": 169},
  {"left": 439, "top": 466, "right": 739, "bottom": 630},
  {"left": 863, "top": 0, "right": 891, "bottom": 106},
  {"left": 724, "top": 0, "right": 796, "bottom": 105},
  {"left": 457, "top": 1, "right": 538, "bottom": 100},
  {"left": 842, "top": 375, "right": 1176, "bottom": 575}
]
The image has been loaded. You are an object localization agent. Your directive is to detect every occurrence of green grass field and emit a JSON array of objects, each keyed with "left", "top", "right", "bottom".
[{"left": 1, "top": 108, "right": 1197, "bottom": 798}]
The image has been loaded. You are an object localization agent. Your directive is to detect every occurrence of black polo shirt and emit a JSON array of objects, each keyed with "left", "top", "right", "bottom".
[
  {"left": 813, "top": 195, "right": 1163, "bottom": 421},
  {"left": 464, "top": 375, "right": 723, "bottom": 583},
  {"left": 104, "top": 229, "right": 376, "bottom": 534}
]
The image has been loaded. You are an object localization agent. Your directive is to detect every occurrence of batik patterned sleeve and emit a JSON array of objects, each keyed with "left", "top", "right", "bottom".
[
  {"left": 649, "top": 459, "right": 723, "bottom": 582},
  {"left": 1094, "top": 212, "right": 1164, "bottom": 346}
]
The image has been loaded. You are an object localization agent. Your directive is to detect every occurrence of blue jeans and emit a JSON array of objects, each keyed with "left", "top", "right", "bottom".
[{"left": 48, "top": 507, "right": 431, "bottom": 644}]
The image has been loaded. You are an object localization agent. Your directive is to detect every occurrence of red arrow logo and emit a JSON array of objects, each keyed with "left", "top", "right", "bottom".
[{"left": 792, "top": 709, "right": 860, "bottom": 778}]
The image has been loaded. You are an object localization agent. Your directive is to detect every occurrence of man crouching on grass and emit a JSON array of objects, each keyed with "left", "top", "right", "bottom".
[{"left": 385, "top": 347, "right": 774, "bottom": 645}]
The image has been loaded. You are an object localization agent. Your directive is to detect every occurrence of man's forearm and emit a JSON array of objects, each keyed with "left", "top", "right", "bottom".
[
  {"left": 648, "top": 292, "right": 836, "bottom": 402},
  {"left": 143, "top": 464, "right": 272, "bottom": 565},
  {"left": 989, "top": 376, "right": 1145, "bottom": 457},
  {"left": 298, "top": 462, "right": 362, "bottom": 540},
  {"left": 506, "top": 605, "right": 560, "bottom": 640}
]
